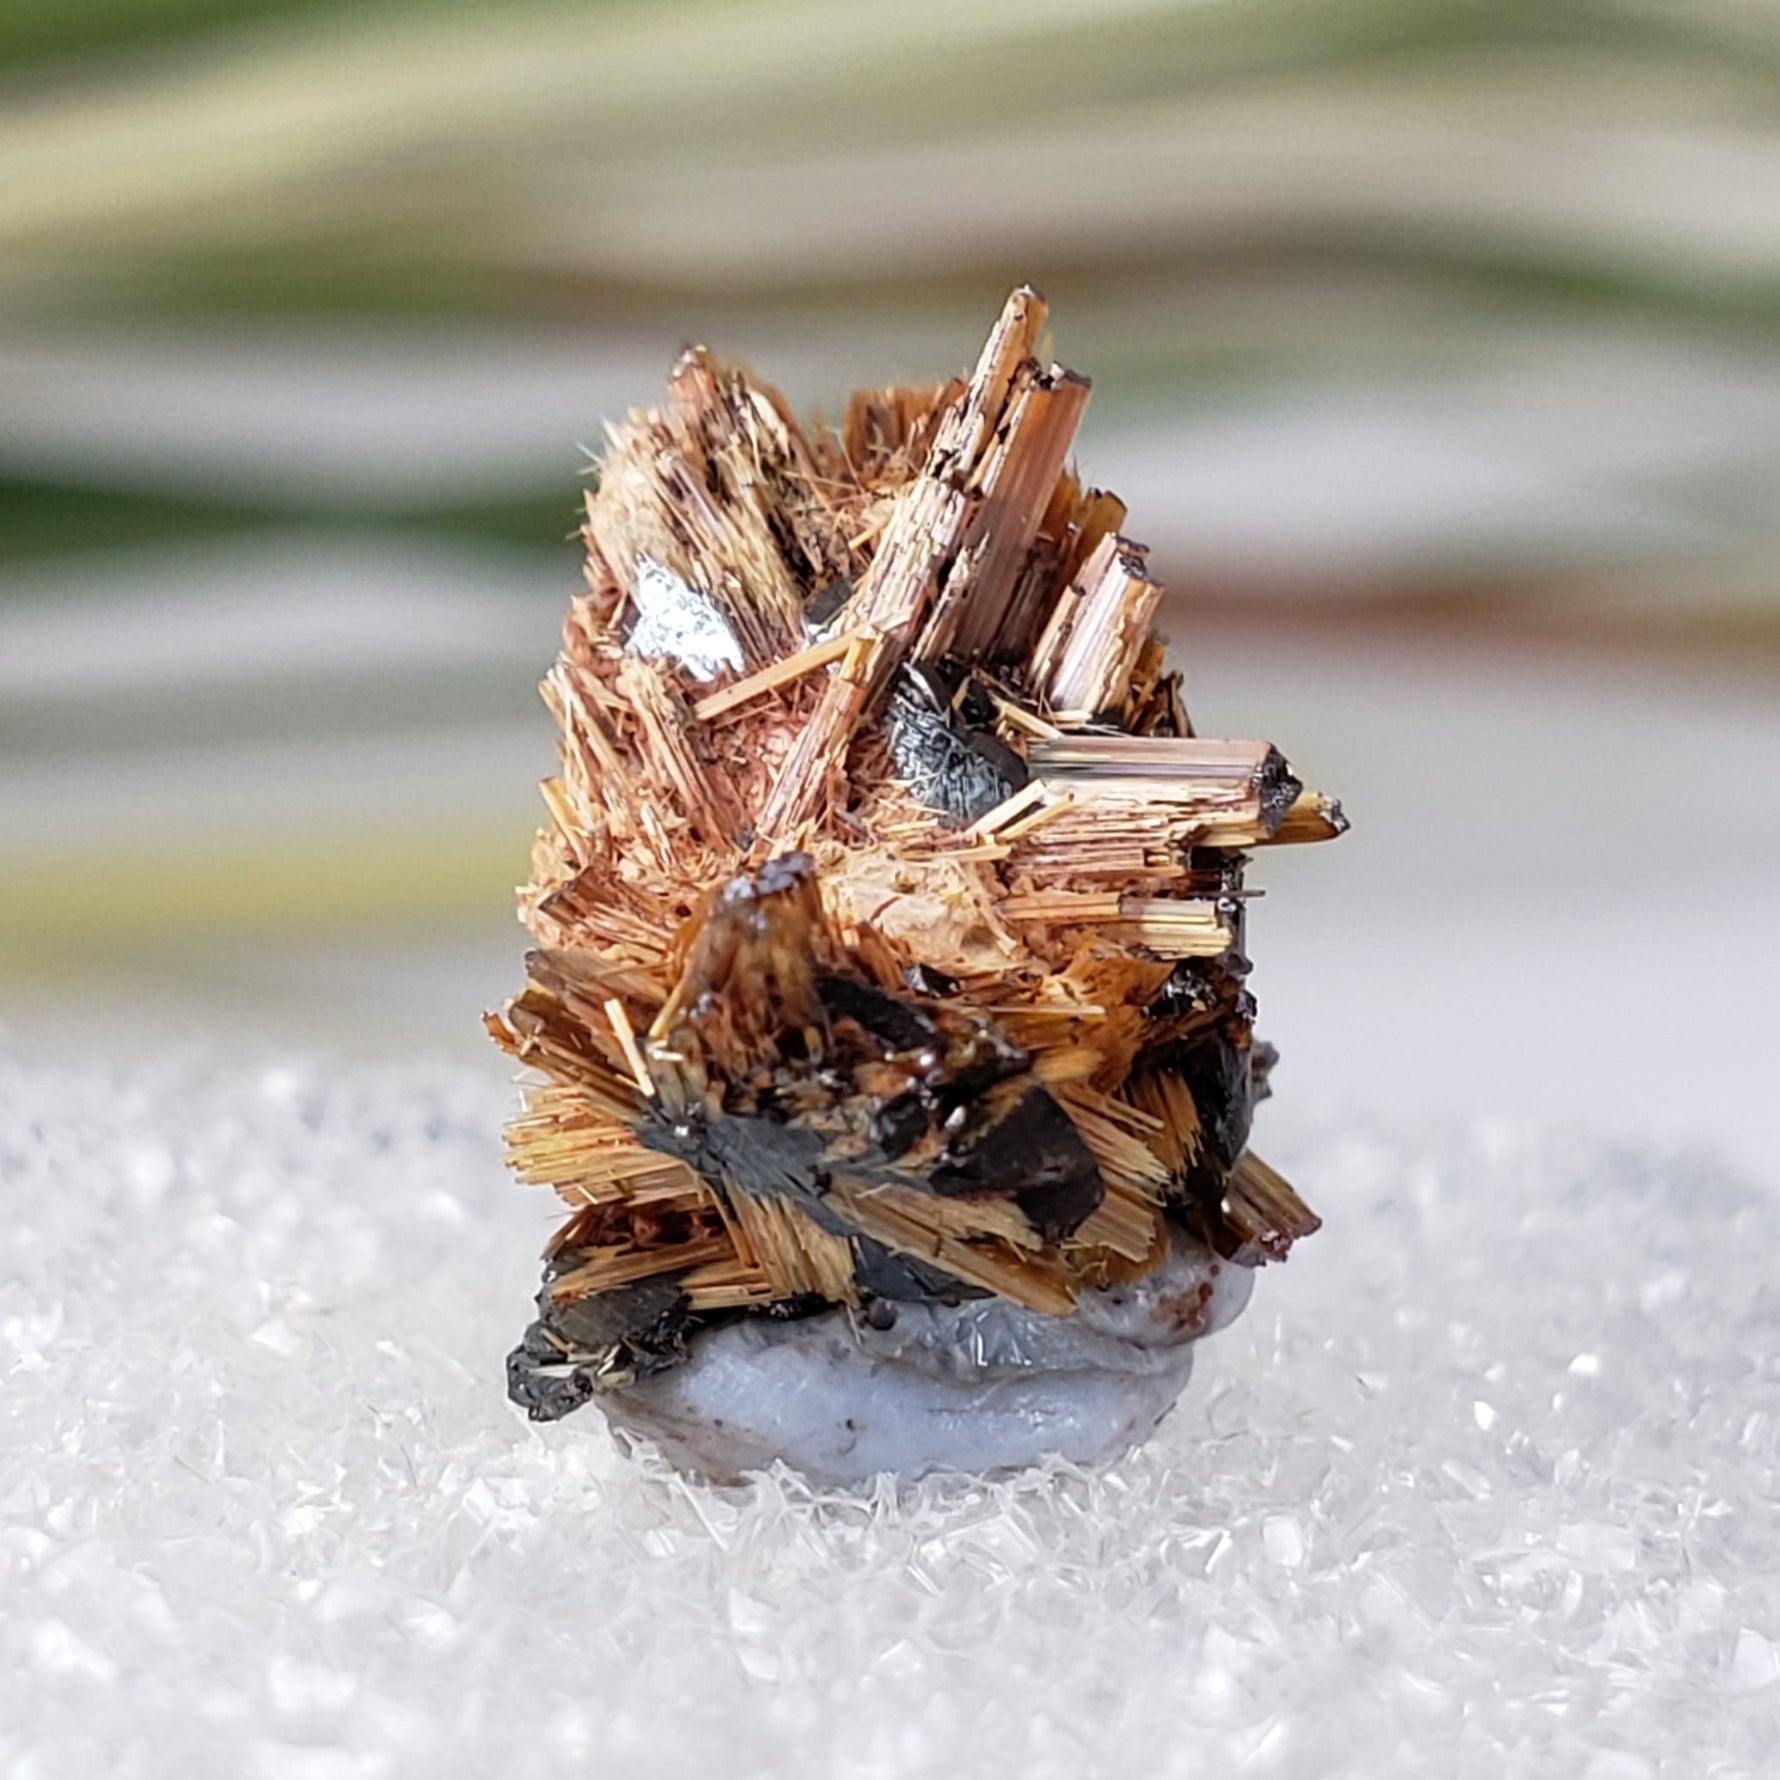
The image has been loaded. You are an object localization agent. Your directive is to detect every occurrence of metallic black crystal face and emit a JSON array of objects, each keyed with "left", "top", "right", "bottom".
[
  {"left": 884, "top": 662, "right": 1029, "bottom": 827},
  {"left": 930, "top": 1083, "right": 1104, "bottom": 1242},
  {"left": 509, "top": 1277, "right": 693, "bottom": 1421}
]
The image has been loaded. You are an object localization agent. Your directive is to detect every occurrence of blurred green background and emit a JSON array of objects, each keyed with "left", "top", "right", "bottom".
[{"left": 3, "top": 0, "right": 1779, "bottom": 1173}]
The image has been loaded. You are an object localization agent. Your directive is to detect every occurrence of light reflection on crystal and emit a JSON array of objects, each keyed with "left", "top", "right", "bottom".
[{"left": 624, "top": 555, "right": 742, "bottom": 682}]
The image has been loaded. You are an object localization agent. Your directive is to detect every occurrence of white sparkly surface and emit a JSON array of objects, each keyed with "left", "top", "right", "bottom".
[{"left": 3, "top": 1052, "right": 1778, "bottom": 1779}]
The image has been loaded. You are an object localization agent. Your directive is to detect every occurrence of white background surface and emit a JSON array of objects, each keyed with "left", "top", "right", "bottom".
[{"left": 4, "top": 1052, "right": 1775, "bottom": 1778}]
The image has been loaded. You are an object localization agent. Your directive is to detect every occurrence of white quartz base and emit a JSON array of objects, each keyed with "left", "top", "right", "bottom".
[{"left": 602, "top": 1235, "right": 1254, "bottom": 1485}]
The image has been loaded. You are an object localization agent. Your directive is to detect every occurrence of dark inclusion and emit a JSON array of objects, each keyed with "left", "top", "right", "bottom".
[
  {"left": 637, "top": 970, "right": 1105, "bottom": 1246},
  {"left": 1141, "top": 957, "right": 1262, "bottom": 1229},
  {"left": 884, "top": 662, "right": 1028, "bottom": 827},
  {"left": 636, "top": 1103, "right": 850, "bottom": 1235},
  {"left": 1255, "top": 744, "right": 1303, "bottom": 837},
  {"left": 803, "top": 575, "right": 855, "bottom": 630},
  {"left": 930, "top": 1082, "right": 1103, "bottom": 1243},
  {"left": 508, "top": 1276, "right": 693, "bottom": 1421},
  {"left": 816, "top": 974, "right": 942, "bottom": 1056}
]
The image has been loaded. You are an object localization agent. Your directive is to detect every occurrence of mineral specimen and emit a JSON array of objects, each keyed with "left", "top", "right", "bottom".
[{"left": 488, "top": 288, "right": 1346, "bottom": 1483}]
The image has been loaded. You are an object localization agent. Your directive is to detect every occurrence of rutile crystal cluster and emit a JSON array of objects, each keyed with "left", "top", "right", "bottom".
[{"left": 488, "top": 289, "right": 1345, "bottom": 1479}]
